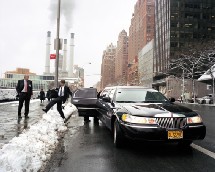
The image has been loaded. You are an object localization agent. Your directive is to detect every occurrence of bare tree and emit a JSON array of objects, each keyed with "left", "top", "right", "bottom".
[{"left": 168, "top": 41, "right": 215, "bottom": 103}]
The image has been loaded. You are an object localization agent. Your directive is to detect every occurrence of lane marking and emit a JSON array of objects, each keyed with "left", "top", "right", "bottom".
[{"left": 191, "top": 143, "right": 215, "bottom": 159}]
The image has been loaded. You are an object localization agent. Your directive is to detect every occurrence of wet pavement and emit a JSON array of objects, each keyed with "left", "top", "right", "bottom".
[
  {"left": 0, "top": 99, "right": 46, "bottom": 147},
  {"left": 44, "top": 105, "right": 215, "bottom": 172}
]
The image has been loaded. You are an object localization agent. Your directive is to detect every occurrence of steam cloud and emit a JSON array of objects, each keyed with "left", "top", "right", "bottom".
[{"left": 49, "top": 0, "right": 75, "bottom": 33}]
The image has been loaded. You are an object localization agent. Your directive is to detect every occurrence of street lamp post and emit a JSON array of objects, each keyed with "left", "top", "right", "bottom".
[
  {"left": 54, "top": 0, "right": 61, "bottom": 88},
  {"left": 211, "top": 66, "right": 215, "bottom": 104}
]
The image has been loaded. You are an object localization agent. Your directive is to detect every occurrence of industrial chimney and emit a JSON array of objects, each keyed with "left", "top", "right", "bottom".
[
  {"left": 62, "top": 39, "right": 67, "bottom": 72},
  {"left": 68, "top": 33, "right": 74, "bottom": 77},
  {"left": 45, "top": 31, "right": 51, "bottom": 74}
]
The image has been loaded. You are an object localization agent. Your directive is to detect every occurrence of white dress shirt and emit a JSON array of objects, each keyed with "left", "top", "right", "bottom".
[{"left": 58, "top": 86, "right": 65, "bottom": 96}]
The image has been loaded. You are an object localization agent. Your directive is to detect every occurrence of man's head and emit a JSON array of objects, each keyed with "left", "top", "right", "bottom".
[
  {"left": 60, "top": 80, "right": 66, "bottom": 86},
  {"left": 24, "top": 75, "right": 29, "bottom": 80}
]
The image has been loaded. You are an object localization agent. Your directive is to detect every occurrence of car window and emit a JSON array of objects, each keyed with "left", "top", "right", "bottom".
[
  {"left": 73, "top": 89, "right": 97, "bottom": 98},
  {"left": 109, "top": 89, "right": 115, "bottom": 100},
  {"left": 115, "top": 89, "right": 169, "bottom": 103}
]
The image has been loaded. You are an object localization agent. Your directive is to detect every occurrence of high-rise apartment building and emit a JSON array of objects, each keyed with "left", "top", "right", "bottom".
[
  {"left": 115, "top": 30, "right": 129, "bottom": 85},
  {"left": 153, "top": 0, "right": 215, "bottom": 89},
  {"left": 101, "top": 43, "right": 116, "bottom": 89},
  {"left": 128, "top": 0, "right": 155, "bottom": 85}
]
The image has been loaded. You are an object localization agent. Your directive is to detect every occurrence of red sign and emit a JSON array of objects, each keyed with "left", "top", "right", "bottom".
[{"left": 50, "top": 54, "right": 56, "bottom": 59}]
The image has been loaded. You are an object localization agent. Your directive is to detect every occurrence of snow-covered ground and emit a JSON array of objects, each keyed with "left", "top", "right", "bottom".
[
  {"left": 0, "top": 89, "right": 40, "bottom": 101},
  {"left": 0, "top": 102, "right": 77, "bottom": 172}
]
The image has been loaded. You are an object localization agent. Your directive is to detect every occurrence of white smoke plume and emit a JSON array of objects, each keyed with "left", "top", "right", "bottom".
[{"left": 49, "top": 0, "right": 75, "bottom": 33}]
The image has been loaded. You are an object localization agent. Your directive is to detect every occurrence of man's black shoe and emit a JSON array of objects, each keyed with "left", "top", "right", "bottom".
[
  {"left": 42, "top": 109, "right": 47, "bottom": 113},
  {"left": 18, "top": 116, "right": 22, "bottom": 119},
  {"left": 25, "top": 116, "right": 29, "bottom": 119}
]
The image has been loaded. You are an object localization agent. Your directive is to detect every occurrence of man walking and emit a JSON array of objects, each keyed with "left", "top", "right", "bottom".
[
  {"left": 42, "top": 80, "right": 72, "bottom": 121},
  {"left": 16, "top": 75, "right": 33, "bottom": 119}
]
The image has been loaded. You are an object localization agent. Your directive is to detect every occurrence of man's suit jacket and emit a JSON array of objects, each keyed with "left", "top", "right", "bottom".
[
  {"left": 16, "top": 79, "right": 33, "bottom": 97},
  {"left": 59, "top": 86, "right": 72, "bottom": 103}
]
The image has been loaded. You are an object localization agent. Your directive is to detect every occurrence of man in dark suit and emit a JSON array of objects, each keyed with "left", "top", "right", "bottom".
[
  {"left": 16, "top": 75, "right": 33, "bottom": 119},
  {"left": 42, "top": 80, "right": 72, "bottom": 121}
]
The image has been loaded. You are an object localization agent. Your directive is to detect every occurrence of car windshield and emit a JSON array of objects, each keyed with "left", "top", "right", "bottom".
[
  {"left": 115, "top": 89, "right": 169, "bottom": 103},
  {"left": 74, "top": 89, "right": 97, "bottom": 98}
]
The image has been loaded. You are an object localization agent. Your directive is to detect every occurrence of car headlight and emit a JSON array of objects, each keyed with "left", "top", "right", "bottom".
[
  {"left": 187, "top": 115, "right": 202, "bottom": 124},
  {"left": 121, "top": 114, "right": 156, "bottom": 124}
]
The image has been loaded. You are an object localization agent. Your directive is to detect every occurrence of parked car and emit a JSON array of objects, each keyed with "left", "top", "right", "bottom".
[
  {"left": 197, "top": 94, "right": 213, "bottom": 104},
  {"left": 97, "top": 86, "right": 206, "bottom": 148},
  {"left": 72, "top": 87, "right": 99, "bottom": 122}
]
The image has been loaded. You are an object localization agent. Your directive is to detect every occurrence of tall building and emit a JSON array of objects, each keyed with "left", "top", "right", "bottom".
[
  {"left": 138, "top": 39, "right": 154, "bottom": 88},
  {"left": 128, "top": 0, "right": 155, "bottom": 85},
  {"left": 153, "top": 0, "right": 215, "bottom": 90},
  {"left": 101, "top": 43, "right": 116, "bottom": 89},
  {"left": 115, "top": 30, "right": 129, "bottom": 85}
]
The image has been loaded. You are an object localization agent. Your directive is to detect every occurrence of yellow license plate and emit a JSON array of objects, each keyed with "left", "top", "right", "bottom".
[{"left": 168, "top": 130, "right": 183, "bottom": 139}]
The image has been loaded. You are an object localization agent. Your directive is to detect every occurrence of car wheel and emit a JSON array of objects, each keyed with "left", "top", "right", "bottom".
[
  {"left": 113, "top": 120, "right": 124, "bottom": 148},
  {"left": 202, "top": 100, "right": 206, "bottom": 104},
  {"left": 178, "top": 140, "right": 192, "bottom": 147}
]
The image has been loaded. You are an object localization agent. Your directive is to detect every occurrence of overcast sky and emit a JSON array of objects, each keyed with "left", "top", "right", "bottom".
[{"left": 0, "top": 0, "right": 137, "bottom": 87}]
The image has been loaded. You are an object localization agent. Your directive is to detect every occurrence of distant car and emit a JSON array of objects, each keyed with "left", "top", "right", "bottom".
[
  {"left": 72, "top": 87, "right": 99, "bottom": 122},
  {"left": 97, "top": 86, "right": 206, "bottom": 148},
  {"left": 197, "top": 94, "right": 213, "bottom": 104}
]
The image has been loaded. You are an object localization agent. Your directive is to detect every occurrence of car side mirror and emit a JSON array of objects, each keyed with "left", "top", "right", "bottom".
[
  {"left": 102, "top": 96, "right": 111, "bottom": 103},
  {"left": 169, "top": 97, "right": 175, "bottom": 103}
]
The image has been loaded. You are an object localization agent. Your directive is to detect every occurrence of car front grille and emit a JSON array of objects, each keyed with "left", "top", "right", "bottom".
[{"left": 156, "top": 117, "right": 187, "bottom": 129}]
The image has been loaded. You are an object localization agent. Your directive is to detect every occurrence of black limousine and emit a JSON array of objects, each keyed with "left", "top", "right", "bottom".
[{"left": 96, "top": 86, "right": 206, "bottom": 148}]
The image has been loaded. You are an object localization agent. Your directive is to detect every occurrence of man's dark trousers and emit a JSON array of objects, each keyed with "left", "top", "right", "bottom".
[
  {"left": 45, "top": 97, "right": 65, "bottom": 119},
  {"left": 18, "top": 92, "right": 31, "bottom": 116}
]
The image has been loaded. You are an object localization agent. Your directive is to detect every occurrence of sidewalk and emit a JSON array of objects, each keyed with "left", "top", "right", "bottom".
[{"left": 0, "top": 99, "right": 77, "bottom": 172}]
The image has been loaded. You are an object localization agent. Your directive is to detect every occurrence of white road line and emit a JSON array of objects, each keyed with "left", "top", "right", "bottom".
[{"left": 191, "top": 143, "right": 215, "bottom": 159}]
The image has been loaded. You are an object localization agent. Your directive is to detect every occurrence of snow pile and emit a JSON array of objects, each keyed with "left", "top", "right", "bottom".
[
  {"left": 0, "top": 103, "right": 77, "bottom": 172},
  {"left": 0, "top": 89, "right": 40, "bottom": 101},
  {"left": 0, "top": 89, "right": 17, "bottom": 100}
]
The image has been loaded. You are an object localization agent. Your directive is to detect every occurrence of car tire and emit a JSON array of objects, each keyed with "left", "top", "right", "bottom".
[
  {"left": 178, "top": 140, "right": 192, "bottom": 147},
  {"left": 113, "top": 120, "right": 124, "bottom": 148}
]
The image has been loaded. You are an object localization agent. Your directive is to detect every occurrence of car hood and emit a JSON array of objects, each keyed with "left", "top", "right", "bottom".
[{"left": 117, "top": 103, "right": 197, "bottom": 117}]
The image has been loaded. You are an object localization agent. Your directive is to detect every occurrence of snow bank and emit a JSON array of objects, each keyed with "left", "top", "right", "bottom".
[
  {"left": 0, "top": 89, "right": 40, "bottom": 101},
  {"left": 0, "top": 103, "right": 77, "bottom": 172}
]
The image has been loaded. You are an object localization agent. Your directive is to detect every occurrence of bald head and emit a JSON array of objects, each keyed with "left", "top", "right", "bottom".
[{"left": 24, "top": 75, "right": 29, "bottom": 80}]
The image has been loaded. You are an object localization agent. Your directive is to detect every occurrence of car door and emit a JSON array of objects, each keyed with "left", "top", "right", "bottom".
[
  {"left": 99, "top": 89, "right": 116, "bottom": 129},
  {"left": 96, "top": 88, "right": 111, "bottom": 124}
]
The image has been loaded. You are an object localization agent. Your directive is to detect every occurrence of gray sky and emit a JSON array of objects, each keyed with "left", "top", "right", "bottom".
[{"left": 0, "top": 0, "right": 136, "bottom": 87}]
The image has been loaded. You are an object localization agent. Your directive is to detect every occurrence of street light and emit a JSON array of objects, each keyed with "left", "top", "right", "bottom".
[{"left": 211, "top": 65, "right": 215, "bottom": 104}]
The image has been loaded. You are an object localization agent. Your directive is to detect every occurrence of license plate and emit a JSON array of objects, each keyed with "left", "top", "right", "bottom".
[{"left": 168, "top": 130, "right": 183, "bottom": 139}]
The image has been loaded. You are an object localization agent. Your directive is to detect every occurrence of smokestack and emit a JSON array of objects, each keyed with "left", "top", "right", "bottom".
[
  {"left": 45, "top": 31, "right": 51, "bottom": 74},
  {"left": 62, "top": 39, "right": 67, "bottom": 72},
  {"left": 68, "top": 33, "right": 74, "bottom": 77}
]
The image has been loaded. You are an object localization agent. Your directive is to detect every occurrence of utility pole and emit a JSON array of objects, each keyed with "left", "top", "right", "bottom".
[
  {"left": 54, "top": 0, "right": 61, "bottom": 88},
  {"left": 182, "top": 69, "right": 185, "bottom": 102}
]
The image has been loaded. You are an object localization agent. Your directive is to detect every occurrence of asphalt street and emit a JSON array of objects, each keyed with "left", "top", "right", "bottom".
[{"left": 45, "top": 103, "right": 215, "bottom": 172}]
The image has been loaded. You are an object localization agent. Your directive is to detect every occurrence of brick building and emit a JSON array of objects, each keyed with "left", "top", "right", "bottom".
[
  {"left": 115, "top": 30, "right": 129, "bottom": 85},
  {"left": 128, "top": 0, "right": 155, "bottom": 85},
  {"left": 101, "top": 43, "right": 116, "bottom": 89}
]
